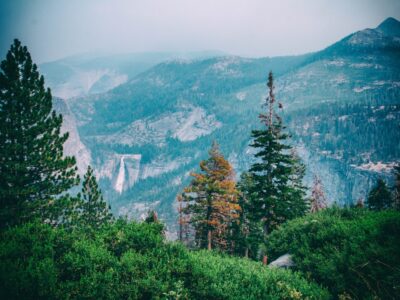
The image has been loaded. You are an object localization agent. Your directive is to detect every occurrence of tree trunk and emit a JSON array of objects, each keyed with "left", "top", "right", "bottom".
[
  {"left": 207, "top": 230, "right": 212, "bottom": 250},
  {"left": 245, "top": 247, "right": 249, "bottom": 258},
  {"left": 263, "top": 255, "right": 268, "bottom": 265}
]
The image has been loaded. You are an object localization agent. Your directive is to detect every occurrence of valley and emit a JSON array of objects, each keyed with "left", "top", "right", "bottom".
[{"left": 46, "top": 17, "right": 400, "bottom": 235}]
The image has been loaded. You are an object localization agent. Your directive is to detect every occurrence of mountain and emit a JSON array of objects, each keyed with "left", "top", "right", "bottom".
[
  {"left": 49, "top": 18, "right": 400, "bottom": 235},
  {"left": 39, "top": 51, "right": 226, "bottom": 99},
  {"left": 65, "top": 54, "right": 312, "bottom": 227}
]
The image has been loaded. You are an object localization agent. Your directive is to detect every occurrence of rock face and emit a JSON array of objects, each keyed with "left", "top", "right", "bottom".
[
  {"left": 53, "top": 97, "right": 91, "bottom": 175},
  {"left": 268, "top": 254, "right": 295, "bottom": 268},
  {"left": 100, "top": 105, "right": 221, "bottom": 147}
]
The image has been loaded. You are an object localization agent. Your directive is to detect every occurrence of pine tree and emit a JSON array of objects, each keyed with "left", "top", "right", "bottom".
[
  {"left": 310, "top": 175, "right": 328, "bottom": 213},
  {"left": 79, "top": 166, "right": 113, "bottom": 229},
  {"left": 247, "top": 71, "right": 308, "bottom": 237},
  {"left": 367, "top": 178, "right": 392, "bottom": 210},
  {"left": 178, "top": 141, "right": 240, "bottom": 251},
  {"left": 0, "top": 39, "right": 78, "bottom": 227}
]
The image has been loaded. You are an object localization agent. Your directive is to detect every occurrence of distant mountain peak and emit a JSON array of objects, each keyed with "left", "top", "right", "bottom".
[
  {"left": 376, "top": 17, "right": 400, "bottom": 37},
  {"left": 322, "top": 17, "right": 400, "bottom": 54}
]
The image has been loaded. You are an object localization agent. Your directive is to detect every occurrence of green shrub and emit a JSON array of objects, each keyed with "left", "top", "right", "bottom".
[
  {"left": 0, "top": 220, "right": 328, "bottom": 299},
  {"left": 0, "top": 222, "right": 60, "bottom": 299},
  {"left": 57, "top": 238, "right": 120, "bottom": 299},
  {"left": 98, "top": 219, "right": 165, "bottom": 256},
  {"left": 266, "top": 208, "right": 400, "bottom": 299},
  {"left": 187, "top": 250, "right": 329, "bottom": 299}
]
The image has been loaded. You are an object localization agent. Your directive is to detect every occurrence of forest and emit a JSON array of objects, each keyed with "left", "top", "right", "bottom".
[{"left": 1, "top": 39, "right": 399, "bottom": 300}]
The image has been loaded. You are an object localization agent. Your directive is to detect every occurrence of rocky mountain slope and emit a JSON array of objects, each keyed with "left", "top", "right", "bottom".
[
  {"left": 52, "top": 97, "right": 91, "bottom": 176},
  {"left": 47, "top": 18, "right": 400, "bottom": 235}
]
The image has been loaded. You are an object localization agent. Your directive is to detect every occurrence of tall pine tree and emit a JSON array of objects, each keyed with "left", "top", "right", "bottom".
[
  {"left": 178, "top": 141, "right": 240, "bottom": 251},
  {"left": 0, "top": 39, "right": 78, "bottom": 227},
  {"left": 78, "top": 165, "right": 113, "bottom": 229},
  {"left": 246, "top": 71, "right": 308, "bottom": 238}
]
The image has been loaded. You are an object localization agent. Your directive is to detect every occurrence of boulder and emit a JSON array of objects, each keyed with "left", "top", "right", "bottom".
[{"left": 268, "top": 254, "right": 295, "bottom": 268}]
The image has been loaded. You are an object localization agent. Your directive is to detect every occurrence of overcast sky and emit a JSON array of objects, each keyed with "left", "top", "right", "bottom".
[{"left": 1, "top": 0, "right": 399, "bottom": 63}]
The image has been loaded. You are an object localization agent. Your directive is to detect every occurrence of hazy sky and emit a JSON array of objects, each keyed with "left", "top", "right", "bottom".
[{"left": 1, "top": 0, "right": 399, "bottom": 63}]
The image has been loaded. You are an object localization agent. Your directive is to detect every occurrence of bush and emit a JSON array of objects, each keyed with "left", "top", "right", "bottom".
[
  {"left": 266, "top": 208, "right": 400, "bottom": 299},
  {"left": 0, "top": 222, "right": 60, "bottom": 299},
  {"left": 0, "top": 220, "right": 328, "bottom": 299},
  {"left": 187, "top": 250, "right": 329, "bottom": 299}
]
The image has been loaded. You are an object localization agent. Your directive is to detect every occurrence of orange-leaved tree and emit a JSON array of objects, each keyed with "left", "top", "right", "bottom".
[{"left": 178, "top": 141, "right": 240, "bottom": 252}]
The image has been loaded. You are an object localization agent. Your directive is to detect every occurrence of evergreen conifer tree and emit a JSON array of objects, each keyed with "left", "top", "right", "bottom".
[
  {"left": 79, "top": 166, "right": 113, "bottom": 229},
  {"left": 367, "top": 178, "right": 392, "bottom": 210},
  {"left": 246, "top": 71, "right": 308, "bottom": 237},
  {"left": 0, "top": 39, "right": 78, "bottom": 227},
  {"left": 178, "top": 141, "right": 240, "bottom": 251}
]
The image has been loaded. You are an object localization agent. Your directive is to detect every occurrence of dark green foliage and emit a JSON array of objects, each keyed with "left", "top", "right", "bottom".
[
  {"left": 233, "top": 172, "right": 264, "bottom": 258},
  {"left": 266, "top": 208, "right": 400, "bottom": 299},
  {"left": 99, "top": 219, "right": 165, "bottom": 256},
  {"left": 367, "top": 178, "right": 392, "bottom": 210},
  {"left": 77, "top": 165, "right": 113, "bottom": 229},
  {"left": 0, "top": 222, "right": 60, "bottom": 299},
  {"left": 0, "top": 220, "right": 328, "bottom": 299},
  {"left": 0, "top": 39, "right": 78, "bottom": 227}
]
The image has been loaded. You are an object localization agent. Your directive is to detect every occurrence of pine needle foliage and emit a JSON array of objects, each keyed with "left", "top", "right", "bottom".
[
  {"left": 246, "top": 72, "right": 308, "bottom": 237},
  {"left": 78, "top": 166, "right": 113, "bottom": 229}
]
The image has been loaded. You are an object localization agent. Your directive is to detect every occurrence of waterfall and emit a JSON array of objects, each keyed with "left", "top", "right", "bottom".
[{"left": 115, "top": 156, "right": 125, "bottom": 194}]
